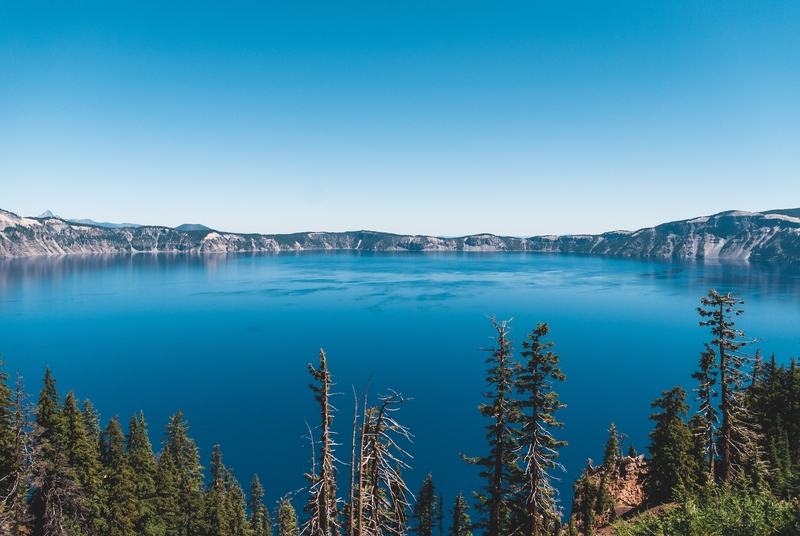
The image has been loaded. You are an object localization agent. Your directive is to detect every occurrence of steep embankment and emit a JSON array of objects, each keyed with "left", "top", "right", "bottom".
[{"left": 2, "top": 208, "right": 800, "bottom": 261}]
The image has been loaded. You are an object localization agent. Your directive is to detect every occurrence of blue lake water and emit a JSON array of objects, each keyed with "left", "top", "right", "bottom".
[{"left": 2, "top": 252, "right": 800, "bottom": 516}]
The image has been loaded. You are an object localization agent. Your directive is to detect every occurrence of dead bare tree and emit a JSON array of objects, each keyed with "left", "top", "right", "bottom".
[
  {"left": 357, "top": 391, "right": 413, "bottom": 536},
  {"left": 304, "top": 350, "right": 342, "bottom": 536}
]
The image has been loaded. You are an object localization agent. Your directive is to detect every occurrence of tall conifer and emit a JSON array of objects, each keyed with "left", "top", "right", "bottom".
[
  {"left": 514, "top": 322, "right": 566, "bottom": 536},
  {"left": 63, "top": 391, "right": 103, "bottom": 533},
  {"left": 101, "top": 416, "right": 138, "bottom": 536},
  {"left": 0, "top": 360, "right": 16, "bottom": 526},
  {"left": 277, "top": 497, "right": 300, "bottom": 536},
  {"left": 411, "top": 473, "right": 437, "bottom": 536},
  {"left": 126, "top": 412, "right": 160, "bottom": 535},
  {"left": 645, "top": 387, "right": 699, "bottom": 504},
  {"left": 697, "top": 289, "right": 757, "bottom": 483},
  {"left": 160, "top": 410, "right": 205, "bottom": 536},
  {"left": 3, "top": 370, "right": 31, "bottom": 535},
  {"left": 448, "top": 493, "right": 471, "bottom": 536},
  {"left": 464, "top": 318, "right": 521, "bottom": 536},
  {"left": 29, "top": 368, "right": 89, "bottom": 536},
  {"left": 248, "top": 475, "right": 272, "bottom": 536}
]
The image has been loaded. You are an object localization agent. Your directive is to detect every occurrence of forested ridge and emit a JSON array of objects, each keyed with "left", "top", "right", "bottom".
[{"left": 1, "top": 290, "right": 800, "bottom": 535}]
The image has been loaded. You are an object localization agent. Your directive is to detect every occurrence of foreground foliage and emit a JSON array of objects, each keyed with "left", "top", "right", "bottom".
[{"left": 612, "top": 485, "right": 800, "bottom": 536}]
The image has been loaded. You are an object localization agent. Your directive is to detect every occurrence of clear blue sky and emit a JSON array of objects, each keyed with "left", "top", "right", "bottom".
[{"left": 2, "top": 1, "right": 798, "bottom": 235}]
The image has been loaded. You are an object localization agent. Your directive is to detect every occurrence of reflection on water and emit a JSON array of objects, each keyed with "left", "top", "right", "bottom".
[
  {"left": 4, "top": 252, "right": 800, "bottom": 301},
  {"left": 0, "top": 253, "right": 233, "bottom": 288}
]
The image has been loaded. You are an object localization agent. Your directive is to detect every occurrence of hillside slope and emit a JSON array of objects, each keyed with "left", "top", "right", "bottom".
[{"left": 1, "top": 208, "right": 799, "bottom": 262}]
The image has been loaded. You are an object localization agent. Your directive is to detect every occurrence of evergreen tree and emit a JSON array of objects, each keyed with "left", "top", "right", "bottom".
[
  {"left": 159, "top": 410, "right": 205, "bottom": 536},
  {"left": 227, "top": 474, "right": 250, "bottom": 536},
  {"left": 82, "top": 398, "right": 102, "bottom": 450},
  {"left": 202, "top": 444, "right": 247, "bottom": 536},
  {"left": 411, "top": 473, "right": 437, "bottom": 536},
  {"left": 603, "top": 423, "right": 620, "bottom": 469},
  {"left": 645, "top": 387, "right": 699, "bottom": 505},
  {"left": 3, "top": 370, "right": 31, "bottom": 535},
  {"left": 277, "top": 496, "right": 300, "bottom": 536},
  {"left": 126, "top": 412, "right": 161, "bottom": 536},
  {"left": 697, "top": 289, "right": 756, "bottom": 483},
  {"left": 691, "top": 344, "right": 718, "bottom": 482},
  {"left": 203, "top": 445, "right": 228, "bottom": 536},
  {"left": 448, "top": 493, "right": 472, "bottom": 536},
  {"left": 464, "top": 318, "right": 521, "bottom": 536},
  {"left": 29, "top": 367, "right": 89, "bottom": 536},
  {"left": 63, "top": 390, "right": 104, "bottom": 533},
  {"left": 514, "top": 322, "right": 566, "bottom": 536},
  {"left": 436, "top": 494, "right": 443, "bottom": 536},
  {"left": 0, "top": 360, "right": 15, "bottom": 498},
  {"left": 154, "top": 446, "right": 182, "bottom": 535},
  {"left": 575, "top": 473, "right": 597, "bottom": 536},
  {"left": 101, "top": 416, "right": 138, "bottom": 536},
  {"left": 248, "top": 475, "right": 272, "bottom": 536}
]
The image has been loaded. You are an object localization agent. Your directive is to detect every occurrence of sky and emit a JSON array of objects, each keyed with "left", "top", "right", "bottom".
[{"left": 1, "top": 1, "right": 799, "bottom": 236}]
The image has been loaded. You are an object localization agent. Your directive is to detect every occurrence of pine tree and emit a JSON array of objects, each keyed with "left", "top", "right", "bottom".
[
  {"left": 464, "top": 318, "right": 521, "bottom": 536},
  {"left": 154, "top": 446, "right": 182, "bottom": 535},
  {"left": 101, "top": 416, "right": 138, "bottom": 536},
  {"left": 201, "top": 444, "right": 248, "bottom": 536},
  {"left": 3, "top": 370, "right": 32, "bottom": 535},
  {"left": 203, "top": 445, "right": 230, "bottom": 536},
  {"left": 514, "top": 322, "right": 566, "bottom": 536},
  {"left": 0, "top": 360, "right": 16, "bottom": 524},
  {"left": 645, "top": 387, "right": 699, "bottom": 505},
  {"left": 575, "top": 473, "right": 597, "bottom": 536},
  {"left": 248, "top": 475, "right": 272, "bottom": 536},
  {"left": 29, "top": 367, "right": 89, "bottom": 536},
  {"left": 697, "top": 289, "right": 756, "bottom": 483},
  {"left": 160, "top": 410, "right": 205, "bottom": 536},
  {"left": 63, "top": 390, "right": 104, "bottom": 533},
  {"left": 277, "top": 496, "right": 300, "bottom": 536},
  {"left": 603, "top": 423, "right": 620, "bottom": 470},
  {"left": 0, "top": 360, "right": 26, "bottom": 534},
  {"left": 412, "top": 473, "right": 437, "bottom": 536},
  {"left": 82, "top": 398, "right": 102, "bottom": 449},
  {"left": 691, "top": 344, "right": 719, "bottom": 482},
  {"left": 227, "top": 474, "right": 250, "bottom": 536},
  {"left": 305, "top": 349, "right": 340, "bottom": 536},
  {"left": 448, "top": 493, "right": 471, "bottom": 536},
  {"left": 126, "top": 412, "right": 161, "bottom": 536},
  {"left": 436, "top": 494, "right": 443, "bottom": 536}
]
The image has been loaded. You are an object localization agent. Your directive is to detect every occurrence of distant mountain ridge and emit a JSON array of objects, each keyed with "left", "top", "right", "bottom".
[
  {"left": 36, "top": 210, "right": 145, "bottom": 229},
  {"left": 1, "top": 207, "right": 800, "bottom": 262}
]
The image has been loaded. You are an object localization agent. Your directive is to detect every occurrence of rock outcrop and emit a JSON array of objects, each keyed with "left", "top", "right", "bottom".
[
  {"left": 571, "top": 455, "right": 648, "bottom": 532},
  {"left": 2, "top": 207, "right": 800, "bottom": 261}
]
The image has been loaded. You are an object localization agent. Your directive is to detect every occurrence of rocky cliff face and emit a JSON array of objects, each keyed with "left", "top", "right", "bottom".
[
  {"left": 571, "top": 456, "right": 648, "bottom": 531},
  {"left": 2, "top": 207, "right": 800, "bottom": 261}
]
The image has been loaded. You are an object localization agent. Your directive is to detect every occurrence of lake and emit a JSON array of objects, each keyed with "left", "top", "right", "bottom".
[{"left": 2, "top": 251, "right": 800, "bottom": 516}]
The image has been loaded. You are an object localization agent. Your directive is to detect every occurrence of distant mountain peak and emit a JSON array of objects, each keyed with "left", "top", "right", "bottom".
[
  {"left": 36, "top": 210, "right": 59, "bottom": 219},
  {"left": 175, "top": 223, "right": 212, "bottom": 231}
]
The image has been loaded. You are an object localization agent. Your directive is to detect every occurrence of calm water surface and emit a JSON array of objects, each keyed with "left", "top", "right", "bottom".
[{"left": 2, "top": 252, "right": 800, "bottom": 513}]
